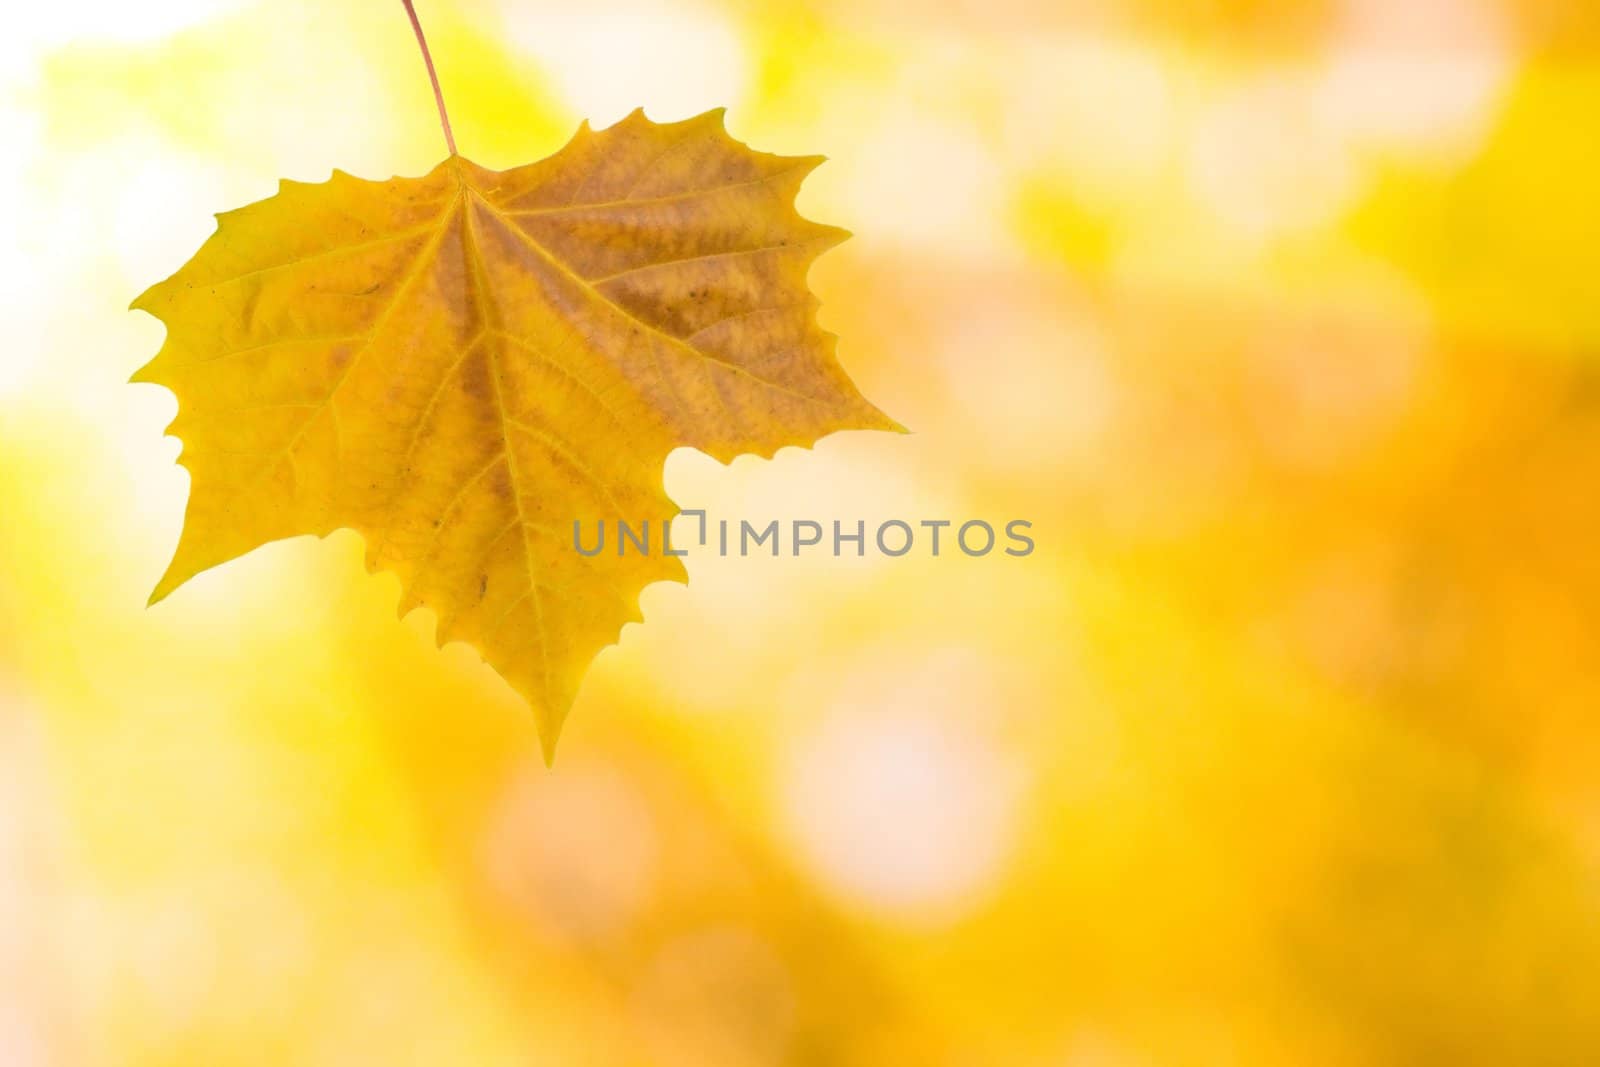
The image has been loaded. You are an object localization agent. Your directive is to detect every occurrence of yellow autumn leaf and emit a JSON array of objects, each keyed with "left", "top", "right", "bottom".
[{"left": 132, "top": 106, "right": 900, "bottom": 755}]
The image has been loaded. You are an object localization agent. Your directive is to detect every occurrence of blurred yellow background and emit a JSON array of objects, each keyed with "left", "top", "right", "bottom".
[{"left": 4, "top": 0, "right": 1600, "bottom": 1063}]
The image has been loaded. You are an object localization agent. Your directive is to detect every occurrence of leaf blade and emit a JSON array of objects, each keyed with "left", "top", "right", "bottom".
[{"left": 133, "top": 109, "right": 899, "bottom": 754}]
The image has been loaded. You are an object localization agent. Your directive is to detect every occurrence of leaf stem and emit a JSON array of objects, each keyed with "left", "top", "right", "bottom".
[{"left": 401, "top": 0, "right": 457, "bottom": 156}]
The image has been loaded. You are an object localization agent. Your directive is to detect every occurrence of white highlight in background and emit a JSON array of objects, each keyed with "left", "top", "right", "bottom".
[
  {"left": 778, "top": 652, "right": 1023, "bottom": 924},
  {"left": 493, "top": 0, "right": 749, "bottom": 126}
]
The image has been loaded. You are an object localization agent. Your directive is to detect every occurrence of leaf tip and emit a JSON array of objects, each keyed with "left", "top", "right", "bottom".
[
  {"left": 147, "top": 547, "right": 203, "bottom": 606},
  {"left": 536, "top": 715, "right": 563, "bottom": 768},
  {"left": 129, "top": 281, "right": 164, "bottom": 313},
  {"left": 857, "top": 394, "right": 909, "bottom": 435},
  {"left": 793, "top": 154, "right": 829, "bottom": 176},
  {"left": 815, "top": 223, "right": 852, "bottom": 251}
]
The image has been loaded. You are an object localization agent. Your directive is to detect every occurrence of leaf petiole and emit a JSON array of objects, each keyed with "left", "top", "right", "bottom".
[{"left": 401, "top": 0, "right": 457, "bottom": 156}]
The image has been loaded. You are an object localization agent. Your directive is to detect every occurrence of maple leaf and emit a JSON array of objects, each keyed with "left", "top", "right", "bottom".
[{"left": 132, "top": 102, "right": 900, "bottom": 755}]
